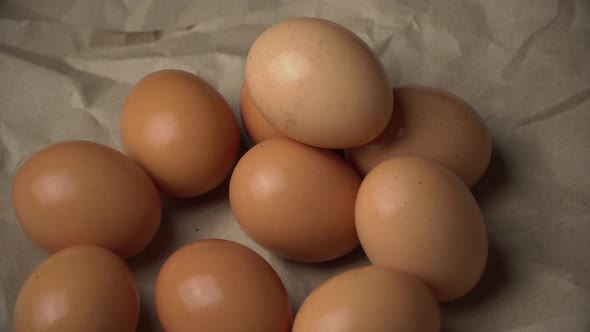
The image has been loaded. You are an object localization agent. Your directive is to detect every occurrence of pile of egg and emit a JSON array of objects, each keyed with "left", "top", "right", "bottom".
[{"left": 11, "top": 17, "right": 491, "bottom": 332}]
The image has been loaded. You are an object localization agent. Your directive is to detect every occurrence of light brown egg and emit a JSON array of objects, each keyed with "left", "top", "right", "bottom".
[
  {"left": 346, "top": 85, "right": 492, "bottom": 187},
  {"left": 155, "top": 239, "right": 292, "bottom": 332},
  {"left": 11, "top": 140, "right": 161, "bottom": 259},
  {"left": 13, "top": 245, "right": 139, "bottom": 332},
  {"left": 245, "top": 17, "right": 393, "bottom": 149},
  {"left": 239, "top": 81, "right": 286, "bottom": 144},
  {"left": 293, "top": 266, "right": 440, "bottom": 332},
  {"left": 355, "top": 157, "right": 488, "bottom": 302},
  {"left": 229, "top": 138, "right": 361, "bottom": 263},
  {"left": 120, "top": 69, "right": 240, "bottom": 198}
]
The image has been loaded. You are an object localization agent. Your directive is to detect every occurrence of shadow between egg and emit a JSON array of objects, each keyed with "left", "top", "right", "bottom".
[
  {"left": 442, "top": 145, "right": 512, "bottom": 321},
  {"left": 472, "top": 146, "right": 509, "bottom": 205},
  {"left": 129, "top": 180, "right": 235, "bottom": 332}
]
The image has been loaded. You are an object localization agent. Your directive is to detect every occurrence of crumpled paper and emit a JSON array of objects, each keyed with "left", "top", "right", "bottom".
[{"left": 1, "top": 0, "right": 589, "bottom": 331}]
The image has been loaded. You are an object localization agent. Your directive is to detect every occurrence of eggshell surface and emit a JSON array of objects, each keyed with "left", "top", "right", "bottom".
[
  {"left": 245, "top": 17, "right": 393, "bottom": 149},
  {"left": 239, "top": 81, "right": 286, "bottom": 144},
  {"left": 120, "top": 69, "right": 240, "bottom": 198},
  {"left": 11, "top": 140, "right": 161, "bottom": 259},
  {"left": 347, "top": 85, "right": 492, "bottom": 187},
  {"left": 155, "top": 239, "right": 292, "bottom": 332},
  {"left": 293, "top": 266, "right": 440, "bottom": 332},
  {"left": 13, "top": 245, "right": 139, "bottom": 332},
  {"left": 355, "top": 157, "right": 488, "bottom": 302},
  {"left": 229, "top": 138, "right": 361, "bottom": 263}
]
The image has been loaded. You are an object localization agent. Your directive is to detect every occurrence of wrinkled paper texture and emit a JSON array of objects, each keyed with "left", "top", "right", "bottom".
[{"left": 1, "top": 1, "right": 589, "bottom": 331}]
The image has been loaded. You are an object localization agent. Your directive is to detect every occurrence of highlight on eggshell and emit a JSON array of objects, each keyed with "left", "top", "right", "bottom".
[
  {"left": 155, "top": 239, "right": 292, "bottom": 332},
  {"left": 229, "top": 137, "right": 361, "bottom": 263},
  {"left": 13, "top": 245, "right": 140, "bottom": 332},
  {"left": 293, "top": 266, "right": 441, "bottom": 332},
  {"left": 245, "top": 17, "right": 393, "bottom": 149},
  {"left": 11, "top": 140, "right": 161, "bottom": 259},
  {"left": 355, "top": 157, "right": 488, "bottom": 302},
  {"left": 119, "top": 69, "right": 240, "bottom": 198}
]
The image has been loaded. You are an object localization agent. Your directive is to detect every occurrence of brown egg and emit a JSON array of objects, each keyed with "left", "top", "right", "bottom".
[
  {"left": 240, "top": 81, "right": 286, "bottom": 144},
  {"left": 155, "top": 239, "right": 292, "bottom": 332},
  {"left": 245, "top": 17, "right": 392, "bottom": 149},
  {"left": 11, "top": 140, "right": 161, "bottom": 259},
  {"left": 355, "top": 157, "right": 488, "bottom": 302},
  {"left": 13, "top": 245, "right": 139, "bottom": 332},
  {"left": 229, "top": 138, "right": 361, "bottom": 263},
  {"left": 120, "top": 69, "right": 240, "bottom": 198},
  {"left": 346, "top": 85, "right": 492, "bottom": 187},
  {"left": 293, "top": 266, "right": 440, "bottom": 332}
]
